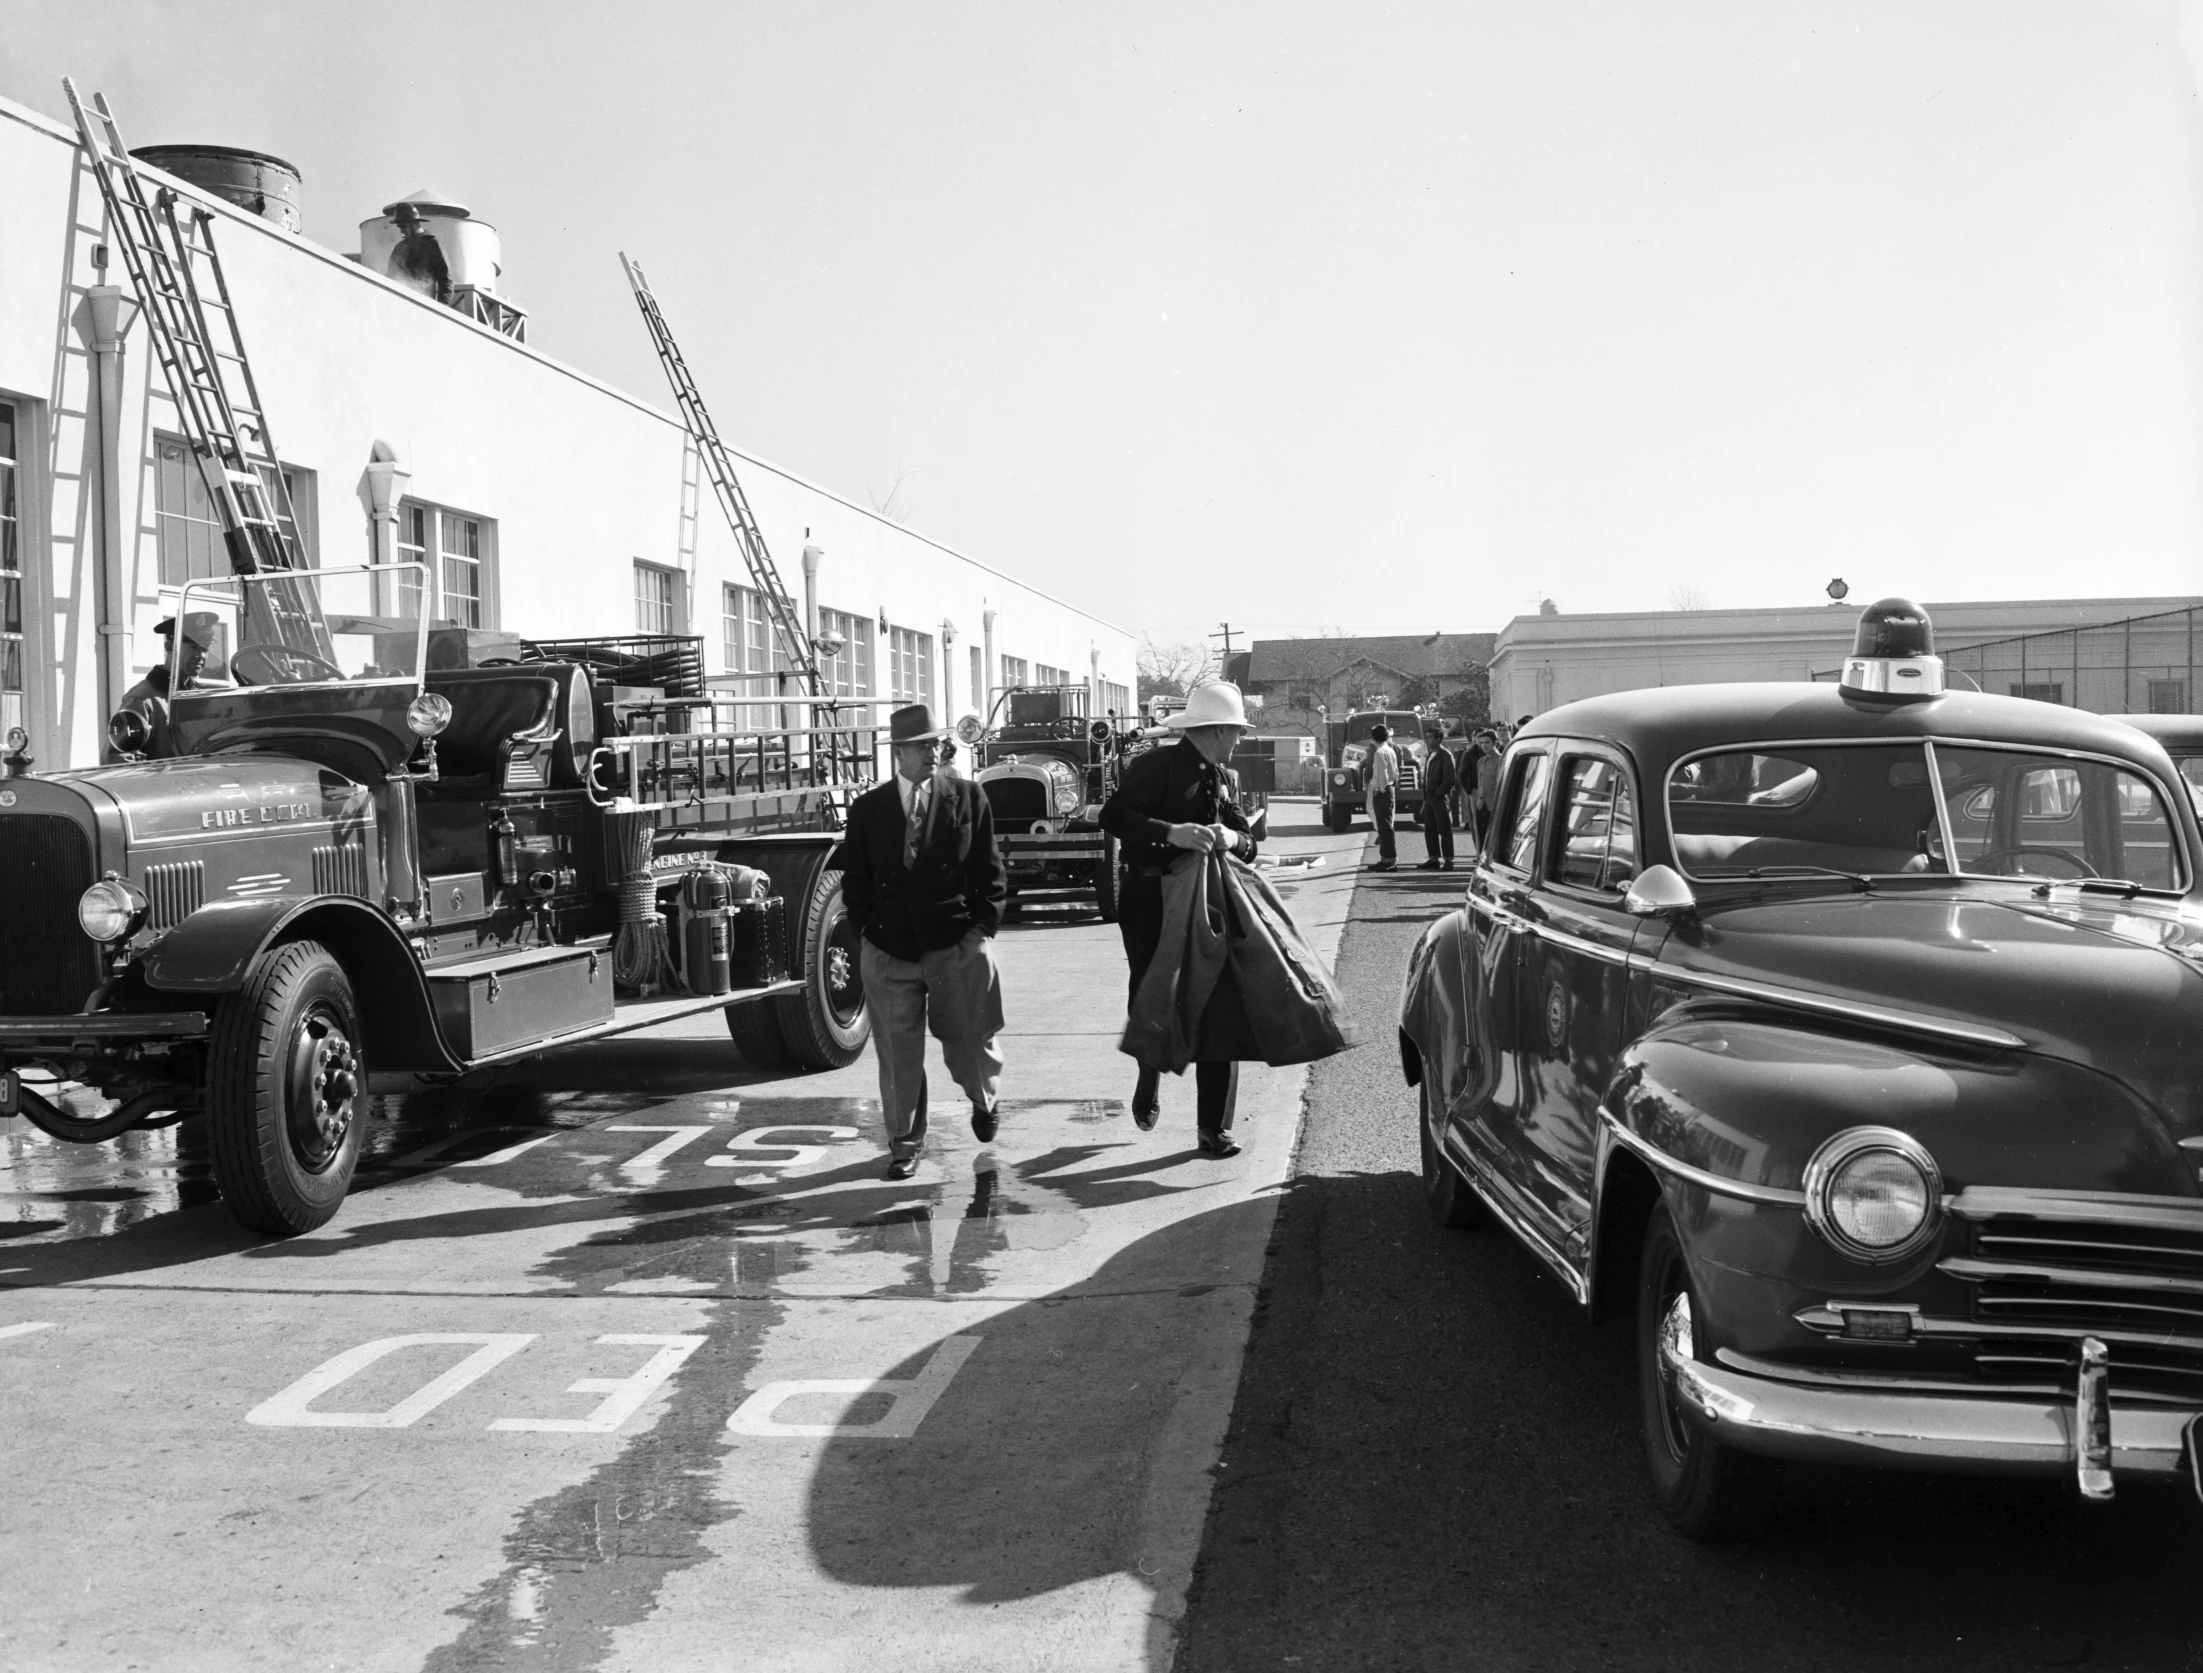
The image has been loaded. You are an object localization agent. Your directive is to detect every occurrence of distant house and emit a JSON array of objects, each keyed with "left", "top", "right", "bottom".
[{"left": 1241, "top": 633, "right": 1495, "bottom": 736}]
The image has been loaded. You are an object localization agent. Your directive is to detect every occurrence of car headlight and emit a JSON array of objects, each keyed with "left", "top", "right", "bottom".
[
  {"left": 1803, "top": 1127, "right": 1943, "bottom": 1261},
  {"left": 78, "top": 877, "right": 146, "bottom": 943}
]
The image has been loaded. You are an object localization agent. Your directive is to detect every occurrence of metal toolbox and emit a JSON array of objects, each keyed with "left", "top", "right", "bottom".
[{"left": 428, "top": 944, "right": 614, "bottom": 1058}]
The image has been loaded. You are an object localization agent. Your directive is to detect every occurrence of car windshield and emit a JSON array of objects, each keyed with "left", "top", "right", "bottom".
[
  {"left": 1668, "top": 740, "right": 2189, "bottom": 892},
  {"left": 173, "top": 563, "right": 430, "bottom": 692}
]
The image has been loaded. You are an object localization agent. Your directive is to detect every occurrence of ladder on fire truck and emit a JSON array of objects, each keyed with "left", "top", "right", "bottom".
[
  {"left": 61, "top": 80, "right": 330, "bottom": 657},
  {"left": 619, "top": 254, "right": 824, "bottom": 697}
]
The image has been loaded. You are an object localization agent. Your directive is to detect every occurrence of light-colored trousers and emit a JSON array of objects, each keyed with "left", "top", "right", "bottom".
[{"left": 859, "top": 934, "right": 1006, "bottom": 1157}]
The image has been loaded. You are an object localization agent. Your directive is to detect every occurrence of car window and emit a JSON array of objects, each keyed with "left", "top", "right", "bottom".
[
  {"left": 1552, "top": 756, "right": 1637, "bottom": 894},
  {"left": 2177, "top": 756, "right": 2203, "bottom": 819},
  {"left": 1495, "top": 750, "right": 1551, "bottom": 873},
  {"left": 1670, "top": 751, "right": 1818, "bottom": 808},
  {"left": 1937, "top": 746, "right": 2186, "bottom": 889}
]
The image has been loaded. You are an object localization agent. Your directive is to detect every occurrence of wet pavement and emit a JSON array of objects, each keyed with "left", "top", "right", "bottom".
[{"left": 0, "top": 814, "right": 1357, "bottom": 1672}]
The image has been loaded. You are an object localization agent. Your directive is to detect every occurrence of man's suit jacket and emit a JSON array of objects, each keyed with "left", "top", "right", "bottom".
[{"left": 834, "top": 772, "right": 1006, "bottom": 962}]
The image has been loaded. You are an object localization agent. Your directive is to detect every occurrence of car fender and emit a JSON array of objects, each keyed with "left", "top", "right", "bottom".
[
  {"left": 142, "top": 896, "right": 459, "bottom": 1073},
  {"left": 1398, "top": 908, "right": 1485, "bottom": 1114}
]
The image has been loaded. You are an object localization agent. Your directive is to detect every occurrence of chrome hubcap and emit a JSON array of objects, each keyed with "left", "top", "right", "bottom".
[
  {"left": 290, "top": 1011, "right": 359, "bottom": 1168},
  {"left": 1656, "top": 1286, "right": 1696, "bottom": 1461}
]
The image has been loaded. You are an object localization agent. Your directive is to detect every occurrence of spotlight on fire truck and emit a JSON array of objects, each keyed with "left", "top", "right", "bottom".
[
  {"left": 406, "top": 692, "right": 454, "bottom": 737},
  {"left": 106, "top": 709, "right": 151, "bottom": 757},
  {"left": 954, "top": 714, "right": 985, "bottom": 748}
]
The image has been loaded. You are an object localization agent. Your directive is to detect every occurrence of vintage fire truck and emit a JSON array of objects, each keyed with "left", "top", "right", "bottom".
[
  {"left": 1321, "top": 705, "right": 1432, "bottom": 832},
  {"left": 962, "top": 685, "right": 1132, "bottom": 920},
  {"left": 0, "top": 563, "right": 877, "bottom": 1235}
]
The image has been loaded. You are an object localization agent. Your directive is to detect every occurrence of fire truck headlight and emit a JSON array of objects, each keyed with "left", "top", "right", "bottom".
[
  {"left": 406, "top": 692, "right": 454, "bottom": 738},
  {"left": 4, "top": 727, "right": 26, "bottom": 753},
  {"left": 78, "top": 878, "right": 146, "bottom": 944}
]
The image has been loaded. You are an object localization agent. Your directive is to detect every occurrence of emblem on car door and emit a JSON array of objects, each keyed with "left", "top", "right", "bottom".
[{"left": 1544, "top": 979, "right": 1569, "bottom": 1051}]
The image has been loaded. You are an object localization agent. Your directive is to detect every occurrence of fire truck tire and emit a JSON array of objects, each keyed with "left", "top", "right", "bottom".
[
  {"left": 770, "top": 866, "right": 870, "bottom": 1069},
  {"left": 1093, "top": 833, "right": 1123, "bottom": 923},
  {"left": 206, "top": 940, "right": 366, "bottom": 1236},
  {"left": 725, "top": 998, "right": 796, "bottom": 1068}
]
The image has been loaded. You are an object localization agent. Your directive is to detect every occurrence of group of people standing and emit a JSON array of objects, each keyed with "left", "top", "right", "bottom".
[
  {"left": 1360, "top": 719, "right": 1516, "bottom": 873},
  {"left": 831, "top": 684, "right": 1268, "bottom": 1179}
]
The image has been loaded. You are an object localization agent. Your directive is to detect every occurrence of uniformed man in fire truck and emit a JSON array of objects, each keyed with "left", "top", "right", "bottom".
[{"left": 107, "top": 612, "right": 213, "bottom": 761}]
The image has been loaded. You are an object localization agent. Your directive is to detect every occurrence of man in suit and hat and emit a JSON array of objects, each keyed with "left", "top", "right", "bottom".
[
  {"left": 833, "top": 703, "right": 1009, "bottom": 1179},
  {"left": 107, "top": 613, "right": 214, "bottom": 761},
  {"left": 1099, "top": 679, "right": 1259, "bottom": 1156}
]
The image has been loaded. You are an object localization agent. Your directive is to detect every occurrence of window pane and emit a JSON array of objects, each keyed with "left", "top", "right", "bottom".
[
  {"left": 1938, "top": 745, "right": 2184, "bottom": 889},
  {"left": 1672, "top": 744, "right": 1934, "bottom": 877},
  {"left": 1554, "top": 757, "right": 1631, "bottom": 892},
  {"left": 155, "top": 437, "right": 225, "bottom": 587},
  {"left": 1500, "top": 752, "right": 1551, "bottom": 872}
]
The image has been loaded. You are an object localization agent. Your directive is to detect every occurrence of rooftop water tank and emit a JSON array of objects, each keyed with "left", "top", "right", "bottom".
[
  {"left": 356, "top": 188, "right": 503, "bottom": 294},
  {"left": 130, "top": 145, "right": 302, "bottom": 233}
]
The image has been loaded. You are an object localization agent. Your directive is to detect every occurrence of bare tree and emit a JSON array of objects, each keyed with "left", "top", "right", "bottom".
[
  {"left": 865, "top": 466, "right": 924, "bottom": 525},
  {"left": 1137, "top": 635, "right": 1217, "bottom": 701},
  {"left": 1666, "top": 582, "right": 1711, "bottom": 612}
]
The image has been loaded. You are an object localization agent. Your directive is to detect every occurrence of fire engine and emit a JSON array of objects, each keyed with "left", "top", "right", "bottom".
[{"left": 961, "top": 685, "right": 1132, "bottom": 920}]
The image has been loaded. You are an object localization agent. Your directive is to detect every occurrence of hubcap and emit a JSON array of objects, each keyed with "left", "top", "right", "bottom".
[
  {"left": 287, "top": 1007, "right": 359, "bottom": 1171},
  {"left": 823, "top": 908, "right": 864, "bottom": 1028}
]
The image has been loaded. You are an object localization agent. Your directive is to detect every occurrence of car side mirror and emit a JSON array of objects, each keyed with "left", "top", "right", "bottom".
[{"left": 1624, "top": 863, "right": 1696, "bottom": 918}]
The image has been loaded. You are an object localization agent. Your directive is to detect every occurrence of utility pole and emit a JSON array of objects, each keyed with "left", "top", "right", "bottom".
[{"left": 1211, "top": 622, "right": 1239, "bottom": 664}]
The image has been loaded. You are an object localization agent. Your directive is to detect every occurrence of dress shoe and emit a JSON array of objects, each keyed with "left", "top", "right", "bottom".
[
  {"left": 971, "top": 1099, "right": 999, "bottom": 1143},
  {"left": 1416, "top": 859, "right": 1442, "bottom": 871},
  {"left": 884, "top": 1154, "right": 920, "bottom": 1180},
  {"left": 1197, "top": 1130, "right": 1242, "bottom": 1159},
  {"left": 1132, "top": 1069, "right": 1161, "bottom": 1131},
  {"left": 1441, "top": 859, "right": 1455, "bottom": 871},
  {"left": 1369, "top": 860, "right": 1396, "bottom": 872}
]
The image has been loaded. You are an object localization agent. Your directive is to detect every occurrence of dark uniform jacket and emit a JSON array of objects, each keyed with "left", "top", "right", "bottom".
[
  {"left": 1099, "top": 737, "right": 1257, "bottom": 874},
  {"left": 834, "top": 771, "right": 1006, "bottom": 963},
  {"left": 106, "top": 669, "right": 179, "bottom": 762},
  {"left": 1423, "top": 743, "right": 1460, "bottom": 800}
]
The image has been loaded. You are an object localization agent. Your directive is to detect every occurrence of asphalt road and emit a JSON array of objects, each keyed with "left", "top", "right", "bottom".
[{"left": 1177, "top": 827, "right": 2203, "bottom": 1673}]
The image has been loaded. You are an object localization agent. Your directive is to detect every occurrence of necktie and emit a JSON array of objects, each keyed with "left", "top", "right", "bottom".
[{"left": 903, "top": 779, "right": 927, "bottom": 868}]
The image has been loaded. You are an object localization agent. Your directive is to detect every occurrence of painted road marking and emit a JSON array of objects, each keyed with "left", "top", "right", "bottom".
[
  {"left": 246, "top": 1334, "right": 536, "bottom": 1429},
  {"left": 0, "top": 1321, "right": 54, "bottom": 1342},
  {"left": 605, "top": 1124, "right": 716, "bottom": 1182},
  {"left": 726, "top": 1334, "right": 981, "bottom": 1439},
  {"left": 489, "top": 1334, "right": 705, "bottom": 1434},
  {"left": 703, "top": 1124, "right": 861, "bottom": 1182},
  {"left": 451, "top": 1132, "right": 559, "bottom": 1168}
]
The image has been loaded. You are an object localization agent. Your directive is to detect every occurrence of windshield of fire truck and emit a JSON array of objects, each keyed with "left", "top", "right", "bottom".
[{"left": 173, "top": 563, "right": 431, "bottom": 692}]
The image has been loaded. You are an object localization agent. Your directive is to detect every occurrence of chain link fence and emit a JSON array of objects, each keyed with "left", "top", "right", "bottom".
[{"left": 1818, "top": 605, "right": 2202, "bottom": 714}]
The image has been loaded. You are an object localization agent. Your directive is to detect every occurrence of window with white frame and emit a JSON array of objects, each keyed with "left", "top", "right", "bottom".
[
  {"left": 1100, "top": 680, "right": 1131, "bottom": 718},
  {"left": 1000, "top": 655, "right": 1029, "bottom": 688},
  {"left": 0, "top": 401, "right": 20, "bottom": 736},
  {"left": 155, "top": 434, "right": 315, "bottom": 584},
  {"left": 1036, "top": 662, "right": 1070, "bottom": 686},
  {"left": 394, "top": 499, "right": 498, "bottom": 627},
  {"left": 722, "top": 583, "right": 785, "bottom": 694},
  {"left": 817, "top": 606, "right": 873, "bottom": 699},
  {"left": 887, "top": 625, "right": 933, "bottom": 704},
  {"left": 635, "top": 561, "right": 682, "bottom": 636}
]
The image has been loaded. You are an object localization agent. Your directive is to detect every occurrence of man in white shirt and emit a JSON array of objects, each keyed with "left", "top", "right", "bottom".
[{"left": 1366, "top": 722, "right": 1400, "bottom": 872}]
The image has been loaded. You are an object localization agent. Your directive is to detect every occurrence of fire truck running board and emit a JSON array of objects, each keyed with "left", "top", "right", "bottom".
[{"left": 454, "top": 978, "right": 805, "bottom": 1069}]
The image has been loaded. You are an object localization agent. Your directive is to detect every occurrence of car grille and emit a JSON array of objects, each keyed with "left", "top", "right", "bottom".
[
  {"left": 1400, "top": 759, "right": 1421, "bottom": 791},
  {"left": 1943, "top": 1205, "right": 2203, "bottom": 1402},
  {"left": 0, "top": 815, "right": 101, "bottom": 1015},
  {"left": 983, "top": 778, "right": 1049, "bottom": 827}
]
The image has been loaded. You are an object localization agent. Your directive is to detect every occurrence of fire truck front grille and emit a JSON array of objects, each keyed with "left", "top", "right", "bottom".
[
  {"left": 0, "top": 815, "right": 101, "bottom": 1015},
  {"left": 983, "top": 779, "right": 1049, "bottom": 826}
]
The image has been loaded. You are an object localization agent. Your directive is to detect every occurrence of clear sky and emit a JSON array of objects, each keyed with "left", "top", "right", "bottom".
[{"left": 5, "top": 0, "right": 2202, "bottom": 646}]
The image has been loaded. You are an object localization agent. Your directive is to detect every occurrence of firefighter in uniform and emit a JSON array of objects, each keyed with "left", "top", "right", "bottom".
[
  {"left": 1099, "top": 681, "right": 1259, "bottom": 1155},
  {"left": 108, "top": 614, "right": 212, "bottom": 761}
]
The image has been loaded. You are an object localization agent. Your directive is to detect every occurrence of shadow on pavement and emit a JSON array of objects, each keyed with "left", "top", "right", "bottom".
[{"left": 1174, "top": 1165, "right": 2203, "bottom": 1673}]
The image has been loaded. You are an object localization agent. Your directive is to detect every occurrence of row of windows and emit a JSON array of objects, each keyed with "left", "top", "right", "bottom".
[{"left": 0, "top": 401, "right": 20, "bottom": 736}]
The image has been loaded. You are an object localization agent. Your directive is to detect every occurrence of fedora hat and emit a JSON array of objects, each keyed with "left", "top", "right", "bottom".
[
  {"left": 1164, "top": 681, "right": 1250, "bottom": 730},
  {"left": 886, "top": 703, "right": 948, "bottom": 744}
]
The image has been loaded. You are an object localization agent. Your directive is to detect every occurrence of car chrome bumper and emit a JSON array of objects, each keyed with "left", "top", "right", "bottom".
[{"left": 1670, "top": 1349, "right": 2201, "bottom": 1492}]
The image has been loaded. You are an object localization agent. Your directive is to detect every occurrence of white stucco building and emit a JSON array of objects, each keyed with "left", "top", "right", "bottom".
[{"left": 0, "top": 93, "right": 1132, "bottom": 769}]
